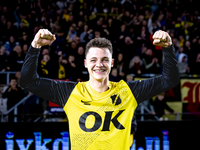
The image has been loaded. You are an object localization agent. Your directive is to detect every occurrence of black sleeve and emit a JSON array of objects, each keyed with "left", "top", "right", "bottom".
[
  {"left": 19, "top": 46, "right": 77, "bottom": 107},
  {"left": 127, "top": 45, "right": 179, "bottom": 104}
]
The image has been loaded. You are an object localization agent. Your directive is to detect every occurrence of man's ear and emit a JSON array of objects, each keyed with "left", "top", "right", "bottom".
[
  {"left": 111, "top": 58, "right": 114, "bottom": 67},
  {"left": 84, "top": 59, "right": 87, "bottom": 68}
]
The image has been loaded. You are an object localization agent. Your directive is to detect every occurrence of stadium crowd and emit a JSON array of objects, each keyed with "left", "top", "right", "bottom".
[{"left": 0, "top": 0, "right": 200, "bottom": 121}]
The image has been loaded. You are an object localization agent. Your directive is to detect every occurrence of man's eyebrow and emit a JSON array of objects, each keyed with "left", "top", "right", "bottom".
[
  {"left": 100, "top": 56, "right": 109, "bottom": 59},
  {"left": 89, "top": 57, "right": 97, "bottom": 60},
  {"left": 89, "top": 57, "right": 110, "bottom": 59}
]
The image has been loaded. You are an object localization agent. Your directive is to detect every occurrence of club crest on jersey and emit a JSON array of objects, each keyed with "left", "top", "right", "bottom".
[{"left": 110, "top": 94, "right": 121, "bottom": 106}]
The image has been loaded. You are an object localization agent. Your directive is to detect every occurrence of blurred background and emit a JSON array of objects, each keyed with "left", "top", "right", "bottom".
[{"left": 0, "top": 0, "right": 200, "bottom": 149}]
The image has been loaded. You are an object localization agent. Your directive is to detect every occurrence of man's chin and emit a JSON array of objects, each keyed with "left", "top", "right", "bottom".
[{"left": 93, "top": 75, "right": 107, "bottom": 81}]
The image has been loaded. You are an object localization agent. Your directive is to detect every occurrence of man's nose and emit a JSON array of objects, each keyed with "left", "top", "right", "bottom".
[{"left": 96, "top": 60, "right": 103, "bottom": 67}]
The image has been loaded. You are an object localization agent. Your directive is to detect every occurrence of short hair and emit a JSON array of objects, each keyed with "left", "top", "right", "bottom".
[
  {"left": 85, "top": 37, "right": 113, "bottom": 57},
  {"left": 9, "top": 77, "right": 18, "bottom": 83}
]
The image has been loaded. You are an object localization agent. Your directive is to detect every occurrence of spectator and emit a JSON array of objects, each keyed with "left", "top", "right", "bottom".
[
  {"left": 174, "top": 17, "right": 182, "bottom": 37},
  {"left": 106, "top": 17, "right": 117, "bottom": 42},
  {"left": 2, "top": 77, "right": 27, "bottom": 122},
  {"left": 62, "top": 7, "right": 70, "bottom": 23},
  {"left": 113, "top": 52, "right": 129, "bottom": 80},
  {"left": 67, "top": 3, "right": 75, "bottom": 15},
  {"left": 142, "top": 48, "right": 161, "bottom": 74},
  {"left": 135, "top": 43, "right": 148, "bottom": 58},
  {"left": 80, "top": 24, "right": 93, "bottom": 44},
  {"left": 110, "top": 0, "right": 122, "bottom": 14},
  {"left": 38, "top": 54, "right": 53, "bottom": 78},
  {"left": 7, "top": 45, "right": 25, "bottom": 71},
  {"left": 76, "top": 21, "right": 84, "bottom": 36},
  {"left": 175, "top": 46, "right": 185, "bottom": 61},
  {"left": 184, "top": 40, "right": 192, "bottom": 54},
  {"left": 14, "top": 70, "right": 29, "bottom": 96},
  {"left": 15, "top": 71, "right": 21, "bottom": 84},
  {"left": 147, "top": 14, "right": 159, "bottom": 36},
  {"left": 56, "top": 0, "right": 67, "bottom": 11},
  {"left": 122, "top": 36, "right": 136, "bottom": 62},
  {"left": 66, "top": 25, "right": 77, "bottom": 43},
  {"left": 21, "top": 43, "right": 29, "bottom": 54},
  {"left": 80, "top": 2, "right": 90, "bottom": 16},
  {"left": 75, "top": 46, "right": 88, "bottom": 81},
  {"left": 72, "top": 35, "right": 81, "bottom": 47},
  {"left": 116, "top": 24, "right": 129, "bottom": 43},
  {"left": 178, "top": 35, "right": 185, "bottom": 47},
  {"left": 38, "top": 47, "right": 50, "bottom": 63},
  {"left": 136, "top": 25, "right": 150, "bottom": 48},
  {"left": 51, "top": 29, "right": 66, "bottom": 54},
  {"left": 19, "top": 32, "right": 31, "bottom": 46},
  {"left": 133, "top": 14, "right": 145, "bottom": 31},
  {"left": 17, "top": 17, "right": 30, "bottom": 38},
  {"left": 177, "top": 53, "right": 190, "bottom": 75},
  {"left": 56, "top": 54, "right": 68, "bottom": 80},
  {"left": 121, "top": 10, "right": 133, "bottom": 26},
  {"left": 50, "top": 12, "right": 66, "bottom": 34},
  {"left": 0, "top": 45, "right": 8, "bottom": 71},
  {"left": 0, "top": 15, "right": 7, "bottom": 42},
  {"left": 128, "top": 26, "right": 136, "bottom": 41},
  {"left": 172, "top": 37, "right": 180, "bottom": 55},
  {"left": 4, "top": 35, "right": 20, "bottom": 55},
  {"left": 66, "top": 41, "right": 78, "bottom": 56},
  {"left": 182, "top": 21, "right": 193, "bottom": 40},
  {"left": 128, "top": 55, "right": 144, "bottom": 76},
  {"left": 65, "top": 54, "right": 79, "bottom": 81},
  {"left": 91, "top": 17, "right": 104, "bottom": 34},
  {"left": 155, "top": 14, "right": 165, "bottom": 30},
  {"left": 109, "top": 68, "right": 120, "bottom": 82},
  {"left": 184, "top": 40, "right": 197, "bottom": 73},
  {"left": 151, "top": 92, "right": 177, "bottom": 121},
  {"left": 122, "top": 0, "right": 133, "bottom": 12},
  {"left": 5, "top": 21, "right": 18, "bottom": 39},
  {"left": 94, "top": 31, "right": 101, "bottom": 38}
]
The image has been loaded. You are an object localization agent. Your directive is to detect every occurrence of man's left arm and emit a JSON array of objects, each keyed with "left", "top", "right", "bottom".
[{"left": 127, "top": 30, "right": 179, "bottom": 104}]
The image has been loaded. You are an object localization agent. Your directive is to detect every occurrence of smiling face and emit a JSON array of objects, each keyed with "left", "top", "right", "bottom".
[
  {"left": 84, "top": 47, "right": 114, "bottom": 82},
  {"left": 10, "top": 79, "right": 17, "bottom": 89}
]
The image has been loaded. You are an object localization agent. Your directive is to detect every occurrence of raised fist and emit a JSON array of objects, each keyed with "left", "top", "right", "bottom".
[
  {"left": 31, "top": 29, "right": 56, "bottom": 48},
  {"left": 152, "top": 30, "right": 172, "bottom": 47}
]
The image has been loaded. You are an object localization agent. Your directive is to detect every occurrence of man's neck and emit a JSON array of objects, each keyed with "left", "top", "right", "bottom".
[{"left": 89, "top": 78, "right": 109, "bottom": 93}]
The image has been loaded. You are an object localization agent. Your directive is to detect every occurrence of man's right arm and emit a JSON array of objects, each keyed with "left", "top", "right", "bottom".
[
  {"left": 19, "top": 29, "right": 77, "bottom": 107},
  {"left": 19, "top": 46, "right": 77, "bottom": 107}
]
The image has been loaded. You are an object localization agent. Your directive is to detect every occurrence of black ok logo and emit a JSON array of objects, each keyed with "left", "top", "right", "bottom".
[{"left": 79, "top": 110, "right": 125, "bottom": 132}]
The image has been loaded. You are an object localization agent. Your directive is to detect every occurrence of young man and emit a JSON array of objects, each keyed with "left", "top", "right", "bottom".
[{"left": 19, "top": 29, "right": 179, "bottom": 150}]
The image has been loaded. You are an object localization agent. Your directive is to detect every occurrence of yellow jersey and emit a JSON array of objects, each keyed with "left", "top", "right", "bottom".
[{"left": 64, "top": 80, "right": 137, "bottom": 150}]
